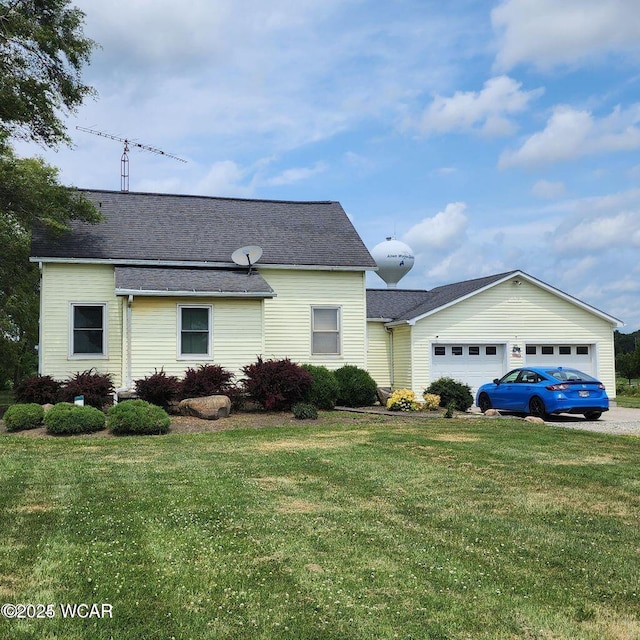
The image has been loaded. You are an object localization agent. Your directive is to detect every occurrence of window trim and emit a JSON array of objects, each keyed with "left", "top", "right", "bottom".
[
  {"left": 311, "top": 306, "right": 341, "bottom": 356},
  {"left": 177, "top": 304, "right": 213, "bottom": 360},
  {"left": 69, "top": 302, "right": 107, "bottom": 359}
]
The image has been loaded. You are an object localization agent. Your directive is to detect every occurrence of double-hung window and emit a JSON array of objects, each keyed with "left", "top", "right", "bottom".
[
  {"left": 311, "top": 307, "right": 341, "bottom": 355},
  {"left": 179, "top": 305, "right": 212, "bottom": 358},
  {"left": 70, "top": 303, "right": 106, "bottom": 357}
]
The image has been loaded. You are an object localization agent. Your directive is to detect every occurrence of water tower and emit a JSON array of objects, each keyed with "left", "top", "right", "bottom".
[{"left": 371, "top": 237, "right": 415, "bottom": 288}]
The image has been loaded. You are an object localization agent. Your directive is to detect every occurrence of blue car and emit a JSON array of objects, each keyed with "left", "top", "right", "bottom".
[{"left": 476, "top": 367, "right": 609, "bottom": 421}]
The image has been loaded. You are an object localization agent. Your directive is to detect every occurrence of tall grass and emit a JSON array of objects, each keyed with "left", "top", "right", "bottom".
[{"left": 0, "top": 413, "right": 638, "bottom": 639}]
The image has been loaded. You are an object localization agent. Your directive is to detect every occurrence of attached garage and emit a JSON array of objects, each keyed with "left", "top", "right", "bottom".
[{"left": 366, "top": 270, "right": 622, "bottom": 402}]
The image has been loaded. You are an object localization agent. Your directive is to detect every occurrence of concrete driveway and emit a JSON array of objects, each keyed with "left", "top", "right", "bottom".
[{"left": 543, "top": 405, "right": 640, "bottom": 436}]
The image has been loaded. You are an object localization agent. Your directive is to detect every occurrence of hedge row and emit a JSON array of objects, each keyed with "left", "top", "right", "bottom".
[
  {"left": 4, "top": 400, "right": 170, "bottom": 436},
  {"left": 13, "top": 361, "right": 380, "bottom": 413}
]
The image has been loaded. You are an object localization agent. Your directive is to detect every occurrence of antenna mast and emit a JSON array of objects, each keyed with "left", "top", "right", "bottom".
[{"left": 76, "top": 126, "right": 187, "bottom": 192}]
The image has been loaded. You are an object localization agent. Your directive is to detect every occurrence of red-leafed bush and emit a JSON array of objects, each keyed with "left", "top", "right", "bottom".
[
  {"left": 13, "top": 374, "right": 62, "bottom": 404},
  {"left": 241, "top": 357, "right": 313, "bottom": 411},
  {"left": 135, "top": 368, "right": 181, "bottom": 408},
  {"left": 59, "top": 369, "right": 114, "bottom": 409},
  {"left": 179, "top": 364, "right": 237, "bottom": 400}
]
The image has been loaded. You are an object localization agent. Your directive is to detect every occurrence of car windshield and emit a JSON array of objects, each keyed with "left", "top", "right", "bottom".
[{"left": 545, "top": 368, "right": 598, "bottom": 383}]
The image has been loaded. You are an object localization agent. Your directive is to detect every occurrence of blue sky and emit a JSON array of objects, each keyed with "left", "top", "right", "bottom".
[{"left": 18, "top": 0, "right": 640, "bottom": 331}]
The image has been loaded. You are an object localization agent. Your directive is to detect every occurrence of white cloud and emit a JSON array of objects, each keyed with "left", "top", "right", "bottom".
[
  {"left": 418, "top": 76, "right": 543, "bottom": 136},
  {"left": 492, "top": 0, "right": 640, "bottom": 71},
  {"left": 194, "top": 160, "right": 252, "bottom": 197},
  {"left": 402, "top": 202, "right": 469, "bottom": 251},
  {"left": 264, "top": 162, "right": 328, "bottom": 186},
  {"left": 531, "top": 180, "right": 566, "bottom": 199},
  {"left": 552, "top": 211, "right": 640, "bottom": 253},
  {"left": 499, "top": 105, "right": 640, "bottom": 168}
]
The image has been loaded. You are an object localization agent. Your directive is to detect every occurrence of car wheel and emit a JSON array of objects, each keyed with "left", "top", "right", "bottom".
[
  {"left": 478, "top": 393, "right": 492, "bottom": 413},
  {"left": 529, "top": 396, "right": 547, "bottom": 419},
  {"left": 584, "top": 411, "right": 602, "bottom": 421}
]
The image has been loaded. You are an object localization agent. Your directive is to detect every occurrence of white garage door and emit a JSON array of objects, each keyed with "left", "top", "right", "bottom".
[
  {"left": 430, "top": 344, "right": 506, "bottom": 395},
  {"left": 524, "top": 344, "right": 594, "bottom": 375}
]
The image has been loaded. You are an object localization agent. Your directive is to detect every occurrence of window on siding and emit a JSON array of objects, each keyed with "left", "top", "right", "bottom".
[
  {"left": 486, "top": 346, "right": 497, "bottom": 355},
  {"left": 526, "top": 345, "right": 536, "bottom": 355},
  {"left": 559, "top": 346, "right": 571, "bottom": 355},
  {"left": 576, "top": 345, "right": 589, "bottom": 355},
  {"left": 469, "top": 346, "right": 480, "bottom": 356},
  {"left": 541, "top": 346, "right": 554, "bottom": 355},
  {"left": 71, "top": 304, "right": 106, "bottom": 356},
  {"left": 452, "top": 346, "right": 463, "bottom": 356},
  {"left": 434, "top": 346, "right": 446, "bottom": 356},
  {"left": 179, "top": 305, "right": 211, "bottom": 357},
  {"left": 312, "top": 307, "right": 340, "bottom": 355}
]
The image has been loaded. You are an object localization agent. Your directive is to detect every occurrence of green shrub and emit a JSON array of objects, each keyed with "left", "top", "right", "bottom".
[
  {"left": 60, "top": 369, "right": 114, "bottom": 409},
  {"left": 292, "top": 402, "right": 318, "bottom": 420},
  {"left": 107, "top": 400, "right": 170, "bottom": 435},
  {"left": 424, "top": 377, "right": 474, "bottom": 412},
  {"left": 3, "top": 403, "right": 44, "bottom": 432},
  {"left": 44, "top": 403, "right": 106, "bottom": 435},
  {"left": 301, "top": 364, "right": 339, "bottom": 410},
  {"left": 135, "top": 368, "right": 181, "bottom": 408},
  {"left": 242, "top": 357, "right": 313, "bottom": 411},
  {"left": 334, "top": 365, "right": 377, "bottom": 407},
  {"left": 14, "top": 375, "right": 62, "bottom": 404}
]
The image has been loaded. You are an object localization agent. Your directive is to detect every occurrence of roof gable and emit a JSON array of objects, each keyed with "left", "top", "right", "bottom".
[
  {"left": 367, "top": 270, "right": 622, "bottom": 326},
  {"left": 31, "top": 190, "right": 377, "bottom": 270}
]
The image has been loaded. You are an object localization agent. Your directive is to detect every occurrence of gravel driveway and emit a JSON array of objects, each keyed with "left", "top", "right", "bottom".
[{"left": 540, "top": 406, "right": 640, "bottom": 436}]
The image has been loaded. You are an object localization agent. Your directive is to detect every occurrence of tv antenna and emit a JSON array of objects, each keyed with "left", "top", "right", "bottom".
[
  {"left": 231, "top": 245, "right": 263, "bottom": 275},
  {"left": 76, "top": 126, "right": 187, "bottom": 192}
]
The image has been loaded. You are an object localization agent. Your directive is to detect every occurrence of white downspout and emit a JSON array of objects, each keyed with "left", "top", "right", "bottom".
[{"left": 115, "top": 294, "right": 133, "bottom": 402}]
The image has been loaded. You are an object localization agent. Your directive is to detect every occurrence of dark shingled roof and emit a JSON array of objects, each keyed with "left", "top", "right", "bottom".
[
  {"left": 31, "top": 190, "right": 377, "bottom": 269},
  {"left": 367, "top": 272, "right": 516, "bottom": 321},
  {"left": 114, "top": 267, "right": 274, "bottom": 296}
]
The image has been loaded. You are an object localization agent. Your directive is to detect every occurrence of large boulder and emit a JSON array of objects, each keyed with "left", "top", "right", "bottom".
[{"left": 179, "top": 395, "right": 231, "bottom": 420}]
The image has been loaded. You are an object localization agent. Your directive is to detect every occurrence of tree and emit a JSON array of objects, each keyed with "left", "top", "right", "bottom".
[
  {"left": 0, "top": 142, "right": 101, "bottom": 385},
  {"left": 0, "top": 0, "right": 96, "bottom": 147},
  {"left": 0, "top": 0, "right": 99, "bottom": 387}
]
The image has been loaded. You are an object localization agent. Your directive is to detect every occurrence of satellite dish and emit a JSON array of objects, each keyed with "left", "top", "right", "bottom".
[{"left": 231, "top": 245, "right": 263, "bottom": 274}]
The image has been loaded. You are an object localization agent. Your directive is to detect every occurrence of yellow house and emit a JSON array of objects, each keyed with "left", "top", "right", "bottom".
[
  {"left": 31, "top": 189, "right": 622, "bottom": 406},
  {"left": 30, "top": 190, "right": 376, "bottom": 395},
  {"left": 366, "top": 271, "right": 622, "bottom": 399}
]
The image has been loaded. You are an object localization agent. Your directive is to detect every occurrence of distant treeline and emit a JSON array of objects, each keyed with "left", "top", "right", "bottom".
[{"left": 615, "top": 329, "right": 640, "bottom": 355}]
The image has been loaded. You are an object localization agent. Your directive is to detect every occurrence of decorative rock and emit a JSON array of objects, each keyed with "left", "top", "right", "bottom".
[
  {"left": 42, "top": 403, "right": 55, "bottom": 413},
  {"left": 524, "top": 416, "right": 545, "bottom": 424},
  {"left": 376, "top": 387, "right": 392, "bottom": 406},
  {"left": 179, "top": 395, "right": 231, "bottom": 420},
  {"left": 484, "top": 409, "right": 500, "bottom": 417}
]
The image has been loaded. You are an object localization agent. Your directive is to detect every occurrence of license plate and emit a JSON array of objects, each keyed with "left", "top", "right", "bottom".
[{"left": 579, "top": 390, "right": 590, "bottom": 397}]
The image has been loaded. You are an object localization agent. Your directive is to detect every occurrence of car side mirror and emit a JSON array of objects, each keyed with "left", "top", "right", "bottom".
[{"left": 493, "top": 378, "right": 500, "bottom": 385}]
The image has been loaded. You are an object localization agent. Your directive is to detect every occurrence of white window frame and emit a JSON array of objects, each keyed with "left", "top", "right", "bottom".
[
  {"left": 178, "top": 304, "right": 213, "bottom": 360},
  {"left": 311, "top": 306, "right": 341, "bottom": 356},
  {"left": 69, "top": 303, "right": 107, "bottom": 359}
]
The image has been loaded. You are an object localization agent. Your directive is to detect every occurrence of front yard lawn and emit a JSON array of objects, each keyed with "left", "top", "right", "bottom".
[{"left": 0, "top": 412, "right": 638, "bottom": 639}]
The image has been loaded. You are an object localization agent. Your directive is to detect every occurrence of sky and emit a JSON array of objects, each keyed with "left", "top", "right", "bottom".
[{"left": 16, "top": 0, "right": 640, "bottom": 331}]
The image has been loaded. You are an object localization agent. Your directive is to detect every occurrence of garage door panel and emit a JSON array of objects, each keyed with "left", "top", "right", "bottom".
[
  {"left": 524, "top": 344, "right": 593, "bottom": 374},
  {"left": 431, "top": 344, "right": 505, "bottom": 395}
]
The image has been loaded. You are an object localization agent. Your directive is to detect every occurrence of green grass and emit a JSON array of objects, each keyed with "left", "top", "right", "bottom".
[{"left": 0, "top": 412, "right": 638, "bottom": 639}]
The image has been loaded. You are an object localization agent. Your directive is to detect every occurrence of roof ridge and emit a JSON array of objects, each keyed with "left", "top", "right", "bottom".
[{"left": 78, "top": 188, "right": 337, "bottom": 206}]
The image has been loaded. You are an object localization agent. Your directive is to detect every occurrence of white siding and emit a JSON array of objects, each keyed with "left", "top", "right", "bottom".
[{"left": 262, "top": 270, "right": 367, "bottom": 369}]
